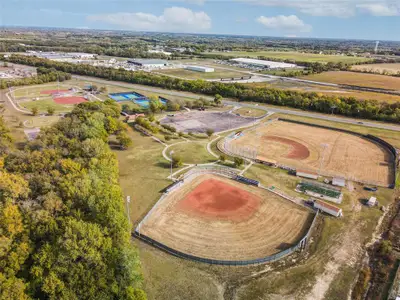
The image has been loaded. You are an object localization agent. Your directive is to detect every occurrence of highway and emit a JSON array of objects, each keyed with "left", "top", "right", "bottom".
[{"left": 73, "top": 75, "right": 400, "bottom": 132}]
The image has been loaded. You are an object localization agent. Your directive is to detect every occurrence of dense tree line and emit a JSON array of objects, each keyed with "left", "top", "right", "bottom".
[
  {"left": 0, "top": 67, "right": 71, "bottom": 89},
  {"left": 0, "top": 101, "right": 145, "bottom": 299},
  {"left": 4, "top": 54, "right": 400, "bottom": 123}
]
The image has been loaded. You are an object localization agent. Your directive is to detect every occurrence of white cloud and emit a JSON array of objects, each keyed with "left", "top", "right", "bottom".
[
  {"left": 257, "top": 15, "right": 312, "bottom": 32},
  {"left": 357, "top": 3, "right": 399, "bottom": 16},
  {"left": 87, "top": 7, "right": 211, "bottom": 32},
  {"left": 236, "top": 0, "right": 400, "bottom": 17}
]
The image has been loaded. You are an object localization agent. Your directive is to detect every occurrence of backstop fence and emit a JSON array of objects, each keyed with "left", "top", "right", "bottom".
[{"left": 134, "top": 166, "right": 320, "bottom": 265}]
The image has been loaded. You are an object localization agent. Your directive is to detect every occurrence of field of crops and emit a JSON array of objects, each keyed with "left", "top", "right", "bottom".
[
  {"left": 206, "top": 51, "right": 371, "bottom": 63},
  {"left": 351, "top": 63, "right": 400, "bottom": 75},
  {"left": 299, "top": 71, "right": 400, "bottom": 90}
]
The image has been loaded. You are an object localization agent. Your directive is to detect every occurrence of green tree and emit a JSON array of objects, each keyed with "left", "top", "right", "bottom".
[
  {"left": 31, "top": 107, "right": 39, "bottom": 116},
  {"left": 219, "top": 154, "right": 226, "bottom": 162},
  {"left": 47, "top": 106, "right": 55, "bottom": 115},
  {"left": 234, "top": 157, "right": 244, "bottom": 168},
  {"left": 172, "top": 155, "right": 183, "bottom": 168},
  {"left": 117, "top": 132, "right": 133, "bottom": 150},
  {"left": 206, "top": 128, "right": 214, "bottom": 139},
  {"left": 214, "top": 94, "right": 223, "bottom": 106}
]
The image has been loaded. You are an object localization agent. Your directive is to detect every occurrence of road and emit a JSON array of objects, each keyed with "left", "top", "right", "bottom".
[{"left": 72, "top": 75, "right": 400, "bottom": 132}]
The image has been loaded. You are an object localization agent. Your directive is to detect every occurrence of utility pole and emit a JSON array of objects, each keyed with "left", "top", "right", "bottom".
[
  {"left": 170, "top": 150, "right": 174, "bottom": 180},
  {"left": 319, "top": 144, "right": 329, "bottom": 176},
  {"left": 126, "top": 196, "right": 131, "bottom": 226}
]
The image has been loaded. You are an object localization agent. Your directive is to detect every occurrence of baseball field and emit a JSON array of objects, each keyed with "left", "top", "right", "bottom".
[
  {"left": 227, "top": 120, "right": 394, "bottom": 186},
  {"left": 138, "top": 173, "right": 313, "bottom": 261}
]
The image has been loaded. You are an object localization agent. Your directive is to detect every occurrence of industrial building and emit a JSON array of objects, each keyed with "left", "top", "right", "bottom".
[
  {"left": 127, "top": 59, "right": 168, "bottom": 68},
  {"left": 332, "top": 177, "right": 346, "bottom": 187},
  {"left": 230, "top": 58, "right": 297, "bottom": 69},
  {"left": 26, "top": 51, "right": 96, "bottom": 61},
  {"left": 185, "top": 65, "right": 215, "bottom": 73}
]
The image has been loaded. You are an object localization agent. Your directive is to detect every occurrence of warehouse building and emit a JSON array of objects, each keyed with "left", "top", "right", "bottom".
[
  {"left": 332, "top": 177, "right": 346, "bottom": 187},
  {"left": 230, "top": 58, "right": 297, "bottom": 69},
  {"left": 185, "top": 65, "right": 215, "bottom": 73},
  {"left": 127, "top": 59, "right": 168, "bottom": 68}
]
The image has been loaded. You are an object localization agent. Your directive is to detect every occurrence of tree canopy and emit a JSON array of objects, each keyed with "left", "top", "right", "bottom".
[{"left": 0, "top": 101, "right": 144, "bottom": 299}]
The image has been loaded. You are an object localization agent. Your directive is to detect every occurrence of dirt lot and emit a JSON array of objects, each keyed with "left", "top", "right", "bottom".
[
  {"left": 160, "top": 111, "right": 254, "bottom": 133},
  {"left": 139, "top": 174, "right": 313, "bottom": 261},
  {"left": 229, "top": 120, "right": 394, "bottom": 186}
]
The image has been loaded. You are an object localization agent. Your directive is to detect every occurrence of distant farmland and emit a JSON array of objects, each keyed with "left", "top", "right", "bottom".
[
  {"left": 351, "top": 63, "right": 400, "bottom": 75},
  {"left": 299, "top": 71, "right": 400, "bottom": 90},
  {"left": 205, "top": 51, "right": 372, "bottom": 63}
]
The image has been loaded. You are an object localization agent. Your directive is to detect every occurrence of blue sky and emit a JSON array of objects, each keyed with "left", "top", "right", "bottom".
[{"left": 2, "top": 0, "right": 400, "bottom": 40}]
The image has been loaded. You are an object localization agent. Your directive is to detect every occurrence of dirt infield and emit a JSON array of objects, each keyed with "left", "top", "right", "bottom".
[
  {"left": 230, "top": 121, "right": 394, "bottom": 186},
  {"left": 177, "top": 178, "right": 261, "bottom": 222},
  {"left": 264, "top": 136, "right": 310, "bottom": 160},
  {"left": 53, "top": 96, "right": 87, "bottom": 104},
  {"left": 139, "top": 174, "right": 313, "bottom": 261},
  {"left": 40, "top": 89, "right": 70, "bottom": 95}
]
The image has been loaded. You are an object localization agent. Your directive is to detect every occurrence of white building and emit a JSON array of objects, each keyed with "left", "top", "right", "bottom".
[
  {"left": 314, "top": 200, "right": 343, "bottom": 217},
  {"left": 296, "top": 169, "right": 319, "bottom": 180},
  {"left": 230, "top": 58, "right": 297, "bottom": 69},
  {"left": 127, "top": 59, "right": 168, "bottom": 68},
  {"left": 185, "top": 65, "right": 215, "bottom": 73},
  {"left": 332, "top": 177, "right": 346, "bottom": 187},
  {"left": 367, "top": 197, "right": 377, "bottom": 207}
]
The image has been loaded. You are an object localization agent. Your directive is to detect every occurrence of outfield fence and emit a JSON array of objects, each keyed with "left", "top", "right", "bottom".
[{"left": 134, "top": 166, "right": 320, "bottom": 265}]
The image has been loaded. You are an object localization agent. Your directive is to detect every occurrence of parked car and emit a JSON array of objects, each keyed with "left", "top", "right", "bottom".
[{"left": 364, "top": 186, "right": 378, "bottom": 192}]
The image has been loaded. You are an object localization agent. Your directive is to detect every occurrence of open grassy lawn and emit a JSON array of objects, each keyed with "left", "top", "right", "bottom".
[
  {"left": 19, "top": 98, "right": 74, "bottom": 113},
  {"left": 351, "top": 63, "right": 400, "bottom": 75},
  {"left": 234, "top": 107, "right": 267, "bottom": 117},
  {"left": 12, "top": 83, "right": 78, "bottom": 98},
  {"left": 299, "top": 71, "right": 400, "bottom": 90},
  {"left": 23, "top": 116, "right": 61, "bottom": 128},
  {"left": 167, "top": 141, "right": 217, "bottom": 164},
  {"left": 157, "top": 68, "right": 245, "bottom": 80},
  {"left": 207, "top": 51, "right": 372, "bottom": 63}
]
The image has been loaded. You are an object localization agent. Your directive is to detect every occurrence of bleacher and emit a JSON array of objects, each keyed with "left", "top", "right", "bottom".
[{"left": 235, "top": 175, "right": 259, "bottom": 187}]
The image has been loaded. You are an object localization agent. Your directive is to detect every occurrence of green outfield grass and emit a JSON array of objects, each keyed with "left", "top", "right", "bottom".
[
  {"left": 234, "top": 107, "right": 267, "bottom": 117},
  {"left": 168, "top": 141, "right": 217, "bottom": 164},
  {"left": 19, "top": 98, "right": 74, "bottom": 113},
  {"left": 207, "top": 51, "right": 372, "bottom": 63}
]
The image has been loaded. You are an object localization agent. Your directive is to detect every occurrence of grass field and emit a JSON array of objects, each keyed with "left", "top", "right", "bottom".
[
  {"left": 351, "top": 63, "right": 400, "bottom": 75},
  {"left": 19, "top": 98, "right": 73, "bottom": 113},
  {"left": 156, "top": 68, "right": 245, "bottom": 80},
  {"left": 299, "top": 71, "right": 400, "bottom": 90},
  {"left": 167, "top": 142, "right": 217, "bottom": 164},
  {"left": 234, "top": 107, "right": 267, "bottom": 118},
  {"left": 206, "top": 51, "right": 372, "bottom": 63}
]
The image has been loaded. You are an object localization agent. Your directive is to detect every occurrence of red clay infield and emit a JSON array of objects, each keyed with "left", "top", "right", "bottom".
[
  {"left": 40, "top": 89, "right": 70, "bottom": 95},
  {"left": 53, "top": 96, "right": 87, "bottom": 104},
  {"left": 263, "top": 135, "right": 310, "bottom": 160},
  {"left": 177, "top": 178, "right": 261, "bottom": 222}
]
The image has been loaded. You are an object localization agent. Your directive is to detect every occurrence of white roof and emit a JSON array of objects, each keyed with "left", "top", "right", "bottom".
[
  {"left": 332, "top": 177, "right": 346, "bottom": 186},
  {"left": 368, "top": 196, "right": 377, "bottom": 203},
  {"left": 230, "top": 58, "right": 297, "bottom": 68}
]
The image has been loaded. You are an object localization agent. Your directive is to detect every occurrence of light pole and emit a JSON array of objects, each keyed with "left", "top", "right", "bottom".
[
  {"left": 126, "top": 196, "right": 131, "bottom": 226},
  {"left": 319, "top": 143, "right": 329, "bottom": 176},
  {"left": 170, "top": 150, "right": 174, "bottom": 180}
]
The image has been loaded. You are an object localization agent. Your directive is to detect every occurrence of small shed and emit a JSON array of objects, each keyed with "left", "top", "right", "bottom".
[
  {"left": 314, "top": 200, "right": 343, "bottom": 217},
  {"left": 367, "top": 196, "right": 377, "bottom": 207},
  {"left": 125, "top": 113, "right": 145, "bottom": 123},
  {"left": 332, "top": 177, "right": 346, "bottom": 187},
  {"left": 296, "top": 169, "right": 319, "bottom": 180}
]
